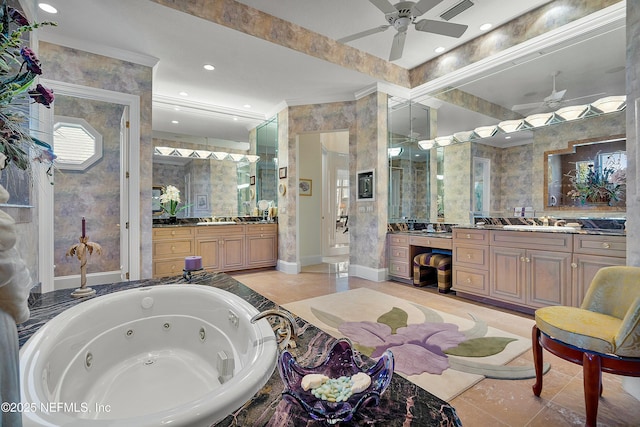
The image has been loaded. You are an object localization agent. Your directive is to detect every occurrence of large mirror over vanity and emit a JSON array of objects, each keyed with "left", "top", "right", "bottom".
[{"left": 388, "top": 11, "right": 626, "bottom": 225}]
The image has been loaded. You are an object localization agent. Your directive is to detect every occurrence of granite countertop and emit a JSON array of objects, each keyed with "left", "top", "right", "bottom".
[
  {"left": 391, "top": 231, "right": 453, "bottom": 239},
  {"left": 452, "top": 224, "right": 626, "bottom": 236},
  {"left": 19, "top": 273, "right": 462, "bottom": 427},
  {"left": 153, "top": 217, "right": 277, "bottom": 228}
]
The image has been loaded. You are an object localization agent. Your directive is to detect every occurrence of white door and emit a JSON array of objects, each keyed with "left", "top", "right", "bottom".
[{"left": 322, "top": 150, "right": 349, "bottom": 257}]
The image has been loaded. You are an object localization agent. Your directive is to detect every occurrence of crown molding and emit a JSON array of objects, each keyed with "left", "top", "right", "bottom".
[
  {"left": 154, "top": 95, "right": 266, "bottom": 122},
  {"left": 411, "top": 2, "right": 625, "bottom": 103},
  {"left": 39, "top": 33, "right": 160, "bottom": 67}
]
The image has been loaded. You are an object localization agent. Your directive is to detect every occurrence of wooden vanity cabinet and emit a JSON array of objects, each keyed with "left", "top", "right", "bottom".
[
  {"left": 152, "top": 226, "right": 195, "bottom": 277},
  {"left": 153, "top": 224, "right": 278, "bottom": 278},
  {"left": 571, "top": 234, "right": 626, "bottom": 306},
  {"left": 195, "top": 225, "right": 246, "bottom": 271},
  {"left": 452, "top": 229, "right": 490, "bottom": 296},
  {"left": 388, "top": 234, "right": 411, "bottom": 280},
  {"left": 246, "top": 224, "right": 278, "bottom": 268},
  {"left": 490, "top": 231, "right": 572, "bottom": 309}
]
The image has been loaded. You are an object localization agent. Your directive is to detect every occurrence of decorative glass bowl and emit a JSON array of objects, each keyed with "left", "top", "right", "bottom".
[{"left": 277, "top": 338, "right": 394, "bottom": 424}]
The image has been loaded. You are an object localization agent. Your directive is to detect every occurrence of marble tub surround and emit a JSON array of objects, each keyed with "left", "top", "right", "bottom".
[{"left": 19, "top": 273, "right": 461, "bottom": 426}]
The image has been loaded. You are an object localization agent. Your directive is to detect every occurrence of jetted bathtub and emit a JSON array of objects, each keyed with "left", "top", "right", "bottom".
[{"left": 20, "top": 285, "right": 278, "bottom": 427}]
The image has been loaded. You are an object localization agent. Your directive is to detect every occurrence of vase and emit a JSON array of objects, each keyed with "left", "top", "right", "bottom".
[{"left": 168, "top": 216, "right": 177, "bottom": 224}]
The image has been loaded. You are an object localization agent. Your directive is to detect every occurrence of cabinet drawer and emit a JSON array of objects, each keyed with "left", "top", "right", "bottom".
[
  {"left": 196, "top": 224, "right": 245, "bottom": 237},
  {"left": 389, "top": 245, "right": 409, "bottom": 261},
  {"left": 573, "top": 234, "right": 626, "bottom": 258},
  {"left": 490, "top": 230, "right": 572, "bottom": 252},
  {"left": 246, "top": 224, "right": 277, "bottom": 235},
  {"left": 389, "top": 260, "right": 410, "bottom": 278},
  {"left": 388, "top": 234, "right": 409, "bottom": 245},
  {"left": 153, "top": 259, "right": 184, "bottom": 277},
  {"left": 453, "top": 244, "right": 489, "bottom": 268},
  {"left": 153, "top": 240, "right": 193, "bottom": 258},
  {"left": 410, "top": 236, "right": 452, "bottom": 250},
  {"left": 452, "top": 229, "right": 489, "bottom": 244},
  {"left": 453, "top": 267, "right": 489, "bottom": 295},
  {"left": 152, "top": 226, "right": 193, "bottom": 240}
]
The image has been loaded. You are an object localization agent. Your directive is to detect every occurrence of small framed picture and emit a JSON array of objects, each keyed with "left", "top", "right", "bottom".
[
  {"left": 357, "top": 169, "right": 374, "bottom": 201},
  {"left": 299, "top": 178, "right": 312, "bottom": 196},
  {"left": 250, "top": 175, "right": 256, "bottom": 185},
  {"left": 279, "top": 167, "right": 287, "bottom": 179},
  {"left": 196, "top": 194, "right": 209, "bottom": 210}
]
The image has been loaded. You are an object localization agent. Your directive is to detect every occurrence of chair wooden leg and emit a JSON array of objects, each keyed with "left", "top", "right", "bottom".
[
  {"left": 532, "top": 325, "right": 543, "bottom": 396},
  {"left": 583, "top": 352, "right": 602, "bottom": 427}
]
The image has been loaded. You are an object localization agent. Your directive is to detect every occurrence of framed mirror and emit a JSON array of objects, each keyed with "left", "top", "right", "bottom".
[{"left": 544, "top": 135, "right": 626, "bottom": 211}]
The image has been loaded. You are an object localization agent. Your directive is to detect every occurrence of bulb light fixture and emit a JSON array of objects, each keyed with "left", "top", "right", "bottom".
[
  {"left": 474, "top": 125, "right": 497, "bottom": 138},
  {"left": 525, "top": 113, "right": 554, "bottom": 127},
  {"left": 498, "top": 119, "right": 524, "bottom": 133},
  {"left": 388, "top": 147, "right": 403, "bottom": 157},
  {"left": 418, "top": 139, "right": 434, "bottom": 150},
  {"left": 435, "top": 135, "right": 453, "bottom": 146},
  {"left": 591, "top": 96, "right": 626, "bottom": 113},
  {"left": 555, "top": 105, "right": 588, "bottom": 121},
  {"left": 154, "top": 148, "right": 260, "bottom": 163}
]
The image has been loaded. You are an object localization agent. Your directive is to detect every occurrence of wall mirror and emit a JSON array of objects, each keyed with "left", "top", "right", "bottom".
[
  {"left": 255, "top": 116, "right": 278, "bottom": 207},
  {"left": 544, "top": 135, "right": 626, "bottom": 211},
  {"left": 388, "top": 98, "right": 431, "bottom": 222},
  {"left": 404, "top": 6, "right": 626, "bottom": 222}
]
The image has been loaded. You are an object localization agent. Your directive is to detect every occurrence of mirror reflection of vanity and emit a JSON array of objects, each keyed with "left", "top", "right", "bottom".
[
  {"left": 387, "top": 9, "right": 626, "bottom": 224},
  {"left": 152, "top": 116, "right": 278, "bottom": 219}
]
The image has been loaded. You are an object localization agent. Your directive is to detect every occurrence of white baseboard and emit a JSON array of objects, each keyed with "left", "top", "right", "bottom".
[
  {"left": 54, "top": 271, "right": 123, "bottom": 290},
  {"left": 277, "top": 259, "right": 299, "bottom": 274},
  {"left": 348, "top": 264, "right": 387, "bottom": 282}
]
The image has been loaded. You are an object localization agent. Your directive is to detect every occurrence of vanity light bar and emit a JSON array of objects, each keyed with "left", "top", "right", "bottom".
[
  {"left": 416, "top": 95, "right": 626, "bottom": 148},
  {"left": 153, "top": 146, "right": 260, "bottom": 163}
]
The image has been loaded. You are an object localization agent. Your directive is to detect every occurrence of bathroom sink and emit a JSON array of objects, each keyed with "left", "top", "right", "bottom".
[
  {"left": 502, "top": 225, "right": 578, "bottom": 233},
  {"left": 197, "top": 221, "right": 237, "bottom": 225}
]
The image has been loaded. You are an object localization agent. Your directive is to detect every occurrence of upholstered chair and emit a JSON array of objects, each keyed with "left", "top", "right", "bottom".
[{"left": 531, "top": 265, "right": 640, "bottom": 427}]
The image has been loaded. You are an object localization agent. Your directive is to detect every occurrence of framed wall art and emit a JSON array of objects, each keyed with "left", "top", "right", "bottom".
[
  {"left": 299, "top": 178, "right": 312, "bottom": 196},
  {"left": 357, "top": 169, "right": 374, "bottom": 201}
]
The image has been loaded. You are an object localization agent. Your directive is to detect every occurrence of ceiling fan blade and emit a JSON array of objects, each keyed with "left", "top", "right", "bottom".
[
  {"left": 512, "top": 101, "right": 545, "bottom": 111},
  {"left": 369, "top": 0, "right": 396, "bottom": 15},
  {"left": 337, "top": 25, "right": 390, "bottom": 44},
  {"left": 544, "top": 89, "right": 567, "bottom": 102},
  {"left": 414, "top": 19, "right": 468, "bottom": 38},
  {"left": 389, "top": 31, "right": 407, "bottom": 61},
  {"left": 561, "top": 92, "right": 607, "bottom": 103},
  {"left": 412, "top": 0, "right": 444, "bottom": 17}
]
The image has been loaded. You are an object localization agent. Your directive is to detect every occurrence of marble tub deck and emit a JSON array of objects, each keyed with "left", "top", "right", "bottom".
[{"left": 19, "top": 273, "right": 461, "bottom": 426}]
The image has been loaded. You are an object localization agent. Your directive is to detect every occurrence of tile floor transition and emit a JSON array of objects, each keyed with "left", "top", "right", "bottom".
[{"left": 230, "top": 265, "right": 640, "bottom": 427}]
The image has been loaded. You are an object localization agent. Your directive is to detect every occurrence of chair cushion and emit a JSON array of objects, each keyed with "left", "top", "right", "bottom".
[{"left": 535, "top": 306, "right": 622, "bottom": 355}]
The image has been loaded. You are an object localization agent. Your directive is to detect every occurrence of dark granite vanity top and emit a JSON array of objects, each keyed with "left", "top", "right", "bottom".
[{"left": 19, "top": 273, "right": 461, "bottom": 426}]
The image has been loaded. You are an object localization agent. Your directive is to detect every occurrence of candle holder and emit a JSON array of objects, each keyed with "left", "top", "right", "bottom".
[
  {"left": 66, "top": 235, "right": 102, "bottom": 298},
  {"left": 182, "top": 268, "right": 203, "bottom": 283}
]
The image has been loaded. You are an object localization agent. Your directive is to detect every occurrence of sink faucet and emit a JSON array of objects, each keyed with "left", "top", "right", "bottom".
[
  {"left": 251, "top": 309, "right": 299, "bottom": 351},
  {"left": 554, "top": 219, "right": 566, "bottom": 227},
  {"left": 526, "top": 218, "right": 537, "bottom": 226}
]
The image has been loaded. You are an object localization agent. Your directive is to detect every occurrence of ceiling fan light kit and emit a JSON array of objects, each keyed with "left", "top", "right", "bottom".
[{"left": 339, "top": 0, "right": 470, "bottom": 61}]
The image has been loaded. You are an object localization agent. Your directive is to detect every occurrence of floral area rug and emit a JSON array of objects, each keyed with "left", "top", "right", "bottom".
[{"left": 283, "top": 288, "right": 547, "bottom": 401}]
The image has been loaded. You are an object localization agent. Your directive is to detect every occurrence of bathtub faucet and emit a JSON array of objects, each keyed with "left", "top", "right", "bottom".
[{"left": 250, "top": 309, "right": 299, "bottom": 351}]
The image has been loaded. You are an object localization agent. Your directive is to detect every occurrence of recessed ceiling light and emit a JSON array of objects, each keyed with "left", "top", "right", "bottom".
[
  {"left": 435, "top": 46, "right": 446, "bottom": 53},
  {"left": 480, "top": 23, "right": 492, "bottom": 31},
  {"left": 505, "top": 136, "right": 511, "bottom": 139},
  {"left": 233, "top": 117, "right": 238, "bottom": 121},
  {"left": 171, "top": 120, "right": 179, "bottom": 124},
  {"left": 173, "top": 106, "right": 180, "bottom": 111},
  {"left": 38, "top": 3, "right": 57, "bottom": 13},
  {"left": 203, "top": 64, "right": 215, "bottom": 71},
  {"left": 179, "top": 91, "right": 188, "bottom": 97},
  {"left": 243, "top": 104, "right": 251, "bottom": 109}
]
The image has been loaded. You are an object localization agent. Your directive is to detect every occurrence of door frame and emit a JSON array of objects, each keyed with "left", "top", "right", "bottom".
[{"left": 37, "top": 80, "right": 140, "bottom": 292}]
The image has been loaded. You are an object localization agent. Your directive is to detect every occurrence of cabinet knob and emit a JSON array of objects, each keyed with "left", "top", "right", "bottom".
[
  {"left": 426, "top": 240, "right": 431, "bottom": 245},
  {"left": 525, "top": 257, "right": 530, "bottom": 263},
  {"left": 171, "top": 246, "right": 176, "bottom": 251},
  {"left": 466, "top": 234, "right": 471, "bottom": 239},
  {"left": 171, "top": 231, "right": 175, "bottom": 236},
  {"left": 571, "top": 262, "right": 577, "bottom": 268},
  {"left": 602, "top": 242, "right": 611, "bottom": 249},
  {"left": 520, "top": 256, "right": 525, "bottom": 262},
  {"left": 466, "top": 254, "right": 472, "bottom": 259},
  {"left": 466, "top": 278, "right": 472, "bottom": 283},
  {"left": 171, "top": 265, "right": 175, "bottom": 271}
]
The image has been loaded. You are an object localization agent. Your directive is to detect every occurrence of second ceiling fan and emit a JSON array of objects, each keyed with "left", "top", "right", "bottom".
[{"left": 338, "top": 0, "right": 470, "bottom": 61}]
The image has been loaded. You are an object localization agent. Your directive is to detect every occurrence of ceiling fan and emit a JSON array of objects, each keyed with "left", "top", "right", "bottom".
[
  {"left": 512, "top": 72, "right": 605, "bottom": 112},
  {"left": 337, "top": 0, "right": 469, "bottom": 61}
]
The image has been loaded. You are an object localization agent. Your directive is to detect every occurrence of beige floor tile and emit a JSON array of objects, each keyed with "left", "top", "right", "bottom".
[{"left": 229, "top": 268, "right": 640, "bottom": 426}]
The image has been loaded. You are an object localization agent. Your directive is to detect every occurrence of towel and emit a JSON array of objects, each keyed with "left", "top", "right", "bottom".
[{"left": 0, "top": 183, "right": 32, "bottom": 324}]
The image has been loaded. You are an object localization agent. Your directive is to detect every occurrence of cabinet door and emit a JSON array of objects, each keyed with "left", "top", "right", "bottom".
[
  {"left": 221, "top": 236, "right": 245, "bottom": 270},
  {"left": 196, "top": 238, "right": 221, "bottom": 270},
  {"left": 246, "top": 234, "right": 277, "bottom": 267},
  {"left": 527, "top": 250, "right": 572, "bottom": 308},
  {"left": 571, "top": 254, "right": 626, "bottom": 307},
  {"left": 490, "top": 246, "right": 525, "bottom": 304}
]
